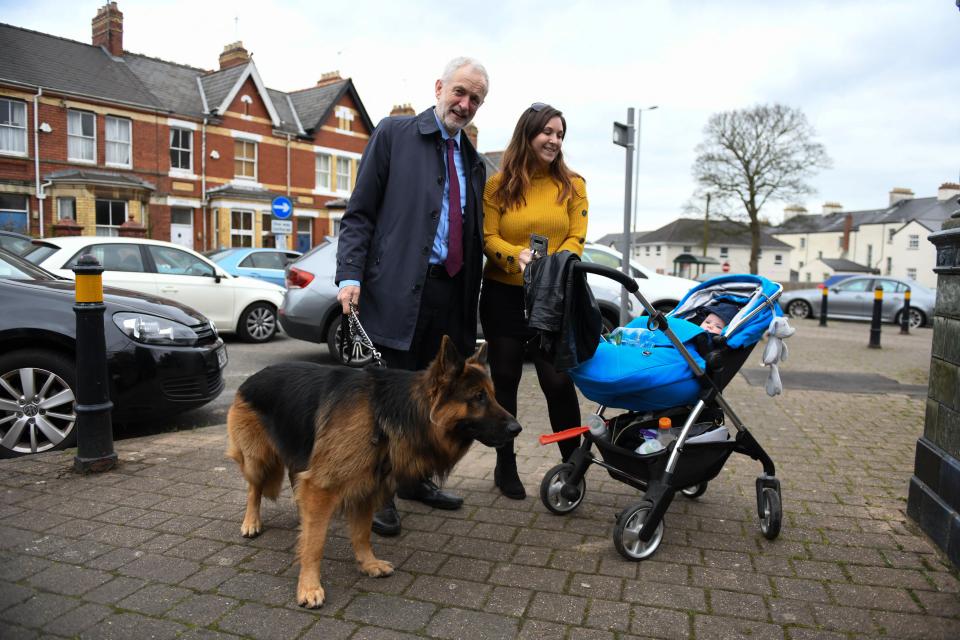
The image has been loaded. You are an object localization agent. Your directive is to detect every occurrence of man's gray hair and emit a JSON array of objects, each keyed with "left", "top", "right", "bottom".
[{"left": 440, "top": 57, "right": 489, "bottom": 90}]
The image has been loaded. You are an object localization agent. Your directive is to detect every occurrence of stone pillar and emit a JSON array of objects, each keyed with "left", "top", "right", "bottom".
[
  {"left": 907, "top": 212, "right": 960, "bottom": 567},
  {"left": 118, "top": 216, "right": 147, "bottom": 238},
  {"left": 52, "top": 218, "right": 83, "bottom": 237}
]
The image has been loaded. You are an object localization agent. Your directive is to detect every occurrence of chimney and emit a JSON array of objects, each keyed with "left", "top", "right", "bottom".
[
  {"left": 889, "top": 187, "right": 914, "bottom": 206},
  {"left": 464, "top": 123, "right": 478, "bottom": 148},
  {"left": 389, "top": 103, "right": 416, "bottom": 117},
  {"left": 219, "top": 41, "right": 250, "bottom": 70},
  {"left": 316, "top": 71, "right": 343, "bottom": 87},
  {"left": 842, "top": 213, "right": 853, "bottom": 255},
  {"left": 822, "top": 201, "right": 843, "bottom": 216},
  {"left": 937, "top": 182, "right": 960, "bottom": 202},
  {"left": 91, "top": 2, "right": 123, "bottom": 57},
  {"left": 782, "top": 205, "right": 807, "bottom": 221}
]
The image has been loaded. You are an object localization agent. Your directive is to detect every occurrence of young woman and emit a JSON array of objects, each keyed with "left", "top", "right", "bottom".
[{"left": 480, "top": 103, "right": 588, "bottom": 499}]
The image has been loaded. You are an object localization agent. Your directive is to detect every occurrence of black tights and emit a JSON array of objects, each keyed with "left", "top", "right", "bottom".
[{"left": 486, "top": 335, "right": 582, "bottom": 461}]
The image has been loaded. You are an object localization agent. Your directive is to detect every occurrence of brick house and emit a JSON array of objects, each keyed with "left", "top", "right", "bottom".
[{"left": 0, "top": 2, "right": 373, "bottom": 252}]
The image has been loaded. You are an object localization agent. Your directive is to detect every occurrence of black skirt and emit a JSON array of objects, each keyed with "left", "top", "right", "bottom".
[{"left": 479, "top": 279, "right": 535, "bottom": 340}]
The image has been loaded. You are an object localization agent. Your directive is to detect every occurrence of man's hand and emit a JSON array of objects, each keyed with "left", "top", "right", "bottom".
[
  {"left": 337, "top": 285, "right": 360, "bottom": 314},
  {"left": 518, "top": 248, "right": 534, "bottom": 273}
]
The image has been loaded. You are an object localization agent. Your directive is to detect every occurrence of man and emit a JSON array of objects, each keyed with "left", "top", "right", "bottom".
[{"left": 335, "top": 57, "right": 489, "bottom": 536}]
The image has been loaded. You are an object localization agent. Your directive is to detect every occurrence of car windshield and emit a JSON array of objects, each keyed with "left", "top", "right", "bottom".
[{"left": 0, "top": 247, "right": 56, "bottom": 280}]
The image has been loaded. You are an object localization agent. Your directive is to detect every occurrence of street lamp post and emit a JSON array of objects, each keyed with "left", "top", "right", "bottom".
[
  {"left": 631, "top": 105, "right": 659, "bottom": 237},
  {"left": 612, "top": 109, "right": 635, "bottom": 326}
]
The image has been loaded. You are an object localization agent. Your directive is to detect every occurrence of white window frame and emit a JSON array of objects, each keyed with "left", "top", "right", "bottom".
[
  {"left": 95, "top": 199, "right": 126, "bottom": 236},
  {"left": 68, "top": 110, "right": 96, "bottom": 163},
  {"left": 170, "top": 127, "right": 193, "bottom": 173},
  {"left": 774, "top": 254, "right": 783, "bottom": 265},
  {"left": 719, "top": 247, "right": 729, "bottom": 259},
  {"left": 57, "top": 196, "right": 76, "bottom": 221},
  {"left": 230, "top": 209, "right": 255, "bottom": 247},
  {"left": 0, "top": 98, "right": 28, "bottom": 156},
  {"left": 888, "top": 229, "right": 896, "bottom": 244},
  {"left": 908, "top": 234, "right": 919, "bottom": 250},
  {"left": 906, "top": 267, "right": 917, "bottom": 281},
  {"left": 105, "top": 116, "right": 132, "bottom": 168},
  {"left": 335, "top": 106, "right": 354, "bottom": 132},
  {"left": 799, "top": 237, "right": 806, "bottom": 249},
  {"left": 234, "top": 140, "right": 258, "bottom": 181},
  {"left": 682, "top": 246, "right": 692, "bottom": 253},
  {"left": 655, "top": 245, "right": 661, "bottom": 256},
  {"left": 336, "top": 157, "right": 351, "bottom": 193},
  {"left": 315, "top": 153, "right": 331, "bottom": 190}
]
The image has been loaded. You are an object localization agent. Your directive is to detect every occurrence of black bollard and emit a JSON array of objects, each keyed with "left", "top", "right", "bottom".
[
  {"left": 868, "top": 285, "right": 883, "bottom": 349},
  {"left": 72, "top": 255, "right": 117, "bottom": 473},
  {"left": 900, "top": 288, "right": 911, "bottom": 335},
  {"left": 819, "top": 286, "right": 828, "bottom": 327}
]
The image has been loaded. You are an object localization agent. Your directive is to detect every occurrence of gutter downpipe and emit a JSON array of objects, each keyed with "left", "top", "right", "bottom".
[
  {"left": 33, "top": 86, "right": 44, "bottom": 237},
  {"left": 201, "top": 116, "right": 208, "bottom": 250}
]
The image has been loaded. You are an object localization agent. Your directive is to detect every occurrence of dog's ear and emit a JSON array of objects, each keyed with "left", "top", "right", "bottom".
[
  {"left": 436, "top": 335, "right": 464, "bottom": 378},
  {"left": 467, "top": 341, "right": 488, "bottom": 367}
]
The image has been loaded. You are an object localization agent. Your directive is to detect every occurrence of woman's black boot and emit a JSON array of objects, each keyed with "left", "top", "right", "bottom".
[{"left": 494, "top": 444, "right": 525, "bottom": 499}]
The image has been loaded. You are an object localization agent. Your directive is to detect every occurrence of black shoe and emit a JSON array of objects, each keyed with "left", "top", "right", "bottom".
[
  {"left": 494, "top": 447, "right": 526, "bottom": 500},
  {"left": 397, "top": 479, "right": 463, "bottom": 510},
  {"left": 371, "top": 499, "right": 401, "bottom": 537}
]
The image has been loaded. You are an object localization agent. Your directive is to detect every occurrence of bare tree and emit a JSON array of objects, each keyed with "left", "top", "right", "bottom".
[{"left": 692, "top": 104, "right": 831, "bottom": 273}]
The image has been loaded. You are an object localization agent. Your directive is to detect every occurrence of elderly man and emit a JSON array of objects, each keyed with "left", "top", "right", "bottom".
[{"left": 335, "top": 57, "right": 489, "bottom": 536}]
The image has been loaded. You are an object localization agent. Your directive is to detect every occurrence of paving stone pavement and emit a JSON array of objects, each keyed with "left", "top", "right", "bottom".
[{"left": 1, "top": 320, "right": 958, "bottom": 639}]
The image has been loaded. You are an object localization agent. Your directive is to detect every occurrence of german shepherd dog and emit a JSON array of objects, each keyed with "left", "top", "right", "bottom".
[{"left": 226, "top": 336, "right": 521, "bottom": 608}]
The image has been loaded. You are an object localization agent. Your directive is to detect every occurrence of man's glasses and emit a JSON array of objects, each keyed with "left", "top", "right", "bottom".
[{"left": 530, "top": 102, "right": 549, "bottom": 112}]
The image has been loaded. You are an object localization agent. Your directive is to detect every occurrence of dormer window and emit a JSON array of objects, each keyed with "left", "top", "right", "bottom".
[
  {"left": 335, "top": 106, "right": 354, "bottom": 132},
  {"left": 241, "top": 94, "right": 253, "bottom": 117}
]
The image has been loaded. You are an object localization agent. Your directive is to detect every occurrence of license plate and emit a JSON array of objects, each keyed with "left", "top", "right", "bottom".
[{"left": 216, "top": 346, "right": 228, "bottom": 369}]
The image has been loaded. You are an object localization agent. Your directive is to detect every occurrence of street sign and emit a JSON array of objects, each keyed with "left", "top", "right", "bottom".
[
  {"left": 271, "top": 219, "right": 293, "bottom": 235},
  {"left": 722, "top": 262, "right": 731, "bottom": 273},
  {"left": 271, "top": 196, "right": 293, "bottom": 220}
]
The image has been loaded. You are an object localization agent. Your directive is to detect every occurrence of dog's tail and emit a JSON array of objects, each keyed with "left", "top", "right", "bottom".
[{"left": 226, "top": 395, "right": 285, "bottom": 501}]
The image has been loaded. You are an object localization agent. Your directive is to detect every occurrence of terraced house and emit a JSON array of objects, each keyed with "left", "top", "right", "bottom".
[{"left": 0, "top": 2, "right": 373, "bottom": 252}]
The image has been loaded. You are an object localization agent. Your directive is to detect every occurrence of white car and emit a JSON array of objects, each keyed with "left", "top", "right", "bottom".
[
  {"left": 581, "top": 243, "right": 697, "bottom": 314},
  {"left": 28, "top": 237, "right": 286, "bottom": 343}
]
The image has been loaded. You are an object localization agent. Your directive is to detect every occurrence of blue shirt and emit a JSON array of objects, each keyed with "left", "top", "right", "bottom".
[{"left": 340, "top": 109, "right": 467, "bottom": 289}]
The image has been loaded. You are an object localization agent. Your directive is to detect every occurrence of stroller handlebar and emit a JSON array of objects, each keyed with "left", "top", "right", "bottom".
[{"left": 572, "top": 261, "right": 639, "bottom": 293}]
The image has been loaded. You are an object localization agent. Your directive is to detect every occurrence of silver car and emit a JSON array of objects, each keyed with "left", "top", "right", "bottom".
[
  {"left": 280, "top": 238, "right": 639, "bottom": 366},
  {"left": 780, "top": 276, "right": 934, "bottom": 328}
]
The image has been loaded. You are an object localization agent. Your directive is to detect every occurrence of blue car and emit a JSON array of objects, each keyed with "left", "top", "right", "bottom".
[{"left": 205, "top": 248, "right": 301, "bottom": 288}]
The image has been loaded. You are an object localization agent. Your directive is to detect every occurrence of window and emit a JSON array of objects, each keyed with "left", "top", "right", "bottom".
[
  {"left": 906, "top": 268, "right": 917, "bottom": 281},
  {"left": 147, "top": 245, "right": 214, "bottom": 277},
  {"left": 682, "top": 246, "right": 692, "bottom": 253},
  {"left": 99, "top": 244, "right": 145, "bottom": 272},
  {"left": 644, "top": 246, "right": 650, "bottom": 256},
  {"left": 0, "top": 98, "right": 27, "bottom": 155},
  {"left": 798, "top": 260, "right": 804, "bottom": 269},
  {"left": 170, "top": 128, "right": 192, "bottom": 171},
  {"left": 886, "top": 257, "right": 892, "bottom": 275},
  {"left": 817, "top": 250, "right": 823, "bottom": 259},
  {"left": 234, "top": 140, "right": 257, "bottom": 180},
  {"left": 908, "top": 234, "right": 919, "bottom": 250},
  {"left": 836, "top": 278, "right": 872, "bottom": 293},
  {"left": 774, "top": 254, "right": 783, "bottom": 265},
  {"left": 799, "top": 237, "right": 806, "bottom": 249},
  {"left": 231, "top": 210, "right": 254, "bottom": 247},
  {"left": 95, "top": 200, "right": 126, "bottom": 236},
  {"left": 315, "top": 153, "right": 331, "bottom": 190},
  {"left": 240, "top": 251, "right": 292, "bottom": 270},
  {"left": 335, "top": 106, "right": 354, "bottom": 132},
  {"left": 0, "top": 194, "right": 29, "bottom": 233},
  {"left": 336, "top": 157, "right": 351, "bottom": 192},
  {"left": 876, "top": 279, "right": 906, "bottom": 293},
  {"left": 261, "top": 213, "right": 274, "bottom": 248},
  {"left": 719, "top": 247, "right": 729, "bottom": 258},
  {"left": 57, "top": 197, "right": 75, "bottom": 221},
  {"left": 888, "top": 229, "right": 895, "bottom": 244},
  {"left": 68, "top": 110, "right": 96, "bottom": 162},
  {"left": 655, "top": 245, "right": 661, "bottom": 256},
  {"left": 105, "top": 116, "right": 131, "bottom": 167},
  {"left": 805, "top": 272, "right": 811, "bottom": 282},
  {"left": 866, "top": 244, "right": 873, "bottom": 267},
  {"left": 297, "top": 217, "right": 311, "bottom": 251},
  {"left": 837, "top": 236, "right": 844, "bottom": 248}
]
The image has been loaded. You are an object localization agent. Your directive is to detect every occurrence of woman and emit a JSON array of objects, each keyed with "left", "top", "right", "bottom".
[{"left": 480, "top": 103, "right": 588, "bottom": 499}]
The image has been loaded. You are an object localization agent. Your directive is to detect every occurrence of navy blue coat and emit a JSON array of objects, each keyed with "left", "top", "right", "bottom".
[{"left": 335, "top": 108, "right": 486, "bottom": 352}]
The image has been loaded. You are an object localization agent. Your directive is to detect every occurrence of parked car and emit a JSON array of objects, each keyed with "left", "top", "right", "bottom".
[
  {"left": 280, "top": 238, "right": 641, "bottom": 366},
  {"left": 204, "top": 247, "right": 301, "bottom": 288},
  {"left": 0, "top": 247, "right": 226, "bottom": 457},
  {"left": 0, "top": 230, "right": 34, "bottom": 256},
  {"left": 581, "top": 244, "right": 698, "bottom": 313},
  {"left": 780, "top": 275, "right": 933, "bottom": 328},
  {"left": 27, "top": 237, "right": 286, "bottom": 343}
]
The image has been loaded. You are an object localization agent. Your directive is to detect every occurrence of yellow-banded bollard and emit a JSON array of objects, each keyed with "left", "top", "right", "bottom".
[
  {"left": 868, "top": 285, "right": 883, "bottom": 349},
  {"left": 900, "top": 288, "right": 911, "bottom": 335},
  {"left": 73, "top": 254, "right": 117, "bottom": 473},
  {"left": 819, "top": 286, "right": 828, "bottom": 326}
]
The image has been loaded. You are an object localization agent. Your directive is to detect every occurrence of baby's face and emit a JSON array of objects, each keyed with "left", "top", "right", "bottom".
[{"left": 701, "top": 313, "right": 726, "bottom": 335}]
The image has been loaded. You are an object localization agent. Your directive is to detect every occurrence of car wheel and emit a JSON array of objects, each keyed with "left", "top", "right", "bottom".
[
  {"left": 326, "top": 314, "right": 374, "bottom": 367},
  {"left": 896, "top": 308, "right": 925, "bottom": 329},
  {"left": 785, "top": 299, "right": 812, "bottom": 320},
  {"left": 237, "top": 302, "right": 277, "bottom": 343},
  {"left": 0, "top": 350, "right": 78, "bottom": 458}
]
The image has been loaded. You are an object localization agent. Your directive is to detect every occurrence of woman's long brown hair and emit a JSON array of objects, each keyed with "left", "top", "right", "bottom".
[{"left": 493, "top": 104, "right": 578, "bottom": 211}]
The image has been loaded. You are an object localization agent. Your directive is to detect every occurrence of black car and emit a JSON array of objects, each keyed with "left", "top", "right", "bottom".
[{"left": 0, "top": 248, "right": 227, "bottom": 457}]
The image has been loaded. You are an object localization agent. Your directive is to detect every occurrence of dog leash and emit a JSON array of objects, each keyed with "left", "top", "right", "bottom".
[{"left": 339, "top": 304, "right": 385, "bottom": 368}]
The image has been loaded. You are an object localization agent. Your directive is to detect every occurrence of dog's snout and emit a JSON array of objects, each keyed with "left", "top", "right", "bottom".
[{"left": 506, "top": 420, "right": 522, "bottom": 437}]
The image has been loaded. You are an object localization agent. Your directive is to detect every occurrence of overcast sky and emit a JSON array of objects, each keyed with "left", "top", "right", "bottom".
[{"left": 3, "top": 0, "right": 957, "bottom": 239}]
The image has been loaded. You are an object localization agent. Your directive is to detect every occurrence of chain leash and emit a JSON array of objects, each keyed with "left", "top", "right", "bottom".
[{"left": 340, "top": 303, "right": 385, "bottom": 368}]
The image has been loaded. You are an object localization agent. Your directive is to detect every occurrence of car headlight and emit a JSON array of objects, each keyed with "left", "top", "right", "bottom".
[{"left": 113, "top": 312, "right": 198, "bottom": 346}]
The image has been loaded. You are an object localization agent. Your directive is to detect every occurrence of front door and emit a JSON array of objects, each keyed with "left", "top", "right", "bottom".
[{"left": 170, "top": 207, "right": 193, "bottom": 250}]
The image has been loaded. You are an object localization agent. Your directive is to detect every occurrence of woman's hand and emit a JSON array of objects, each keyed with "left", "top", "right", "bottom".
[{"left": 518, "top": 248, "right": 534, "bottom": 272}]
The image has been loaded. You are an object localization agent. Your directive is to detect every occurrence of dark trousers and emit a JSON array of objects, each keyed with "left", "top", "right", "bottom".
[{"left": 375, "top": 267, "right": 467, "bottom": 371}]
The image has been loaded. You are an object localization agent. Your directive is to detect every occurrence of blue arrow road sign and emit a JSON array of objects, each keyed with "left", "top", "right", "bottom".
[{"left": 271, "top": 196, "right": 293, "bottom": 220}]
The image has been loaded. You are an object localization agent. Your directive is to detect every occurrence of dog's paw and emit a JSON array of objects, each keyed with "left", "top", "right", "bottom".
[
  {"left": 240, "top": 519, "right": 262, "bottom": 538},
  {"left": 297, "top": 583, "right": 325, "bottom": 608},
  {"left": 360, "top": 558, "right": 394, "bottom": 577}
]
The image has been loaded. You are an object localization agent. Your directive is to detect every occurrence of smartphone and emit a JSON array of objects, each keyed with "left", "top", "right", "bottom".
[{"left": 530, "top": 234, "right": 549, "bottom": 259}]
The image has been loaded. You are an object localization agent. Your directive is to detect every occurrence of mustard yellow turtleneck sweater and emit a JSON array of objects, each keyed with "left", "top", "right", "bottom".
[{"left": 482, "top": 172, "right": 589, "bottom": 286}]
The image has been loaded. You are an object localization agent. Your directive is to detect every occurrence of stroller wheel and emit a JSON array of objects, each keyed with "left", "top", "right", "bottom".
[
  {"left": 681, "top": 482, "right": 708, "bottom": 499},
  {"left": 539, "top": 463, "right": 586, "bottom": 515},
  {"left": 613, "top": 501, "right": 663, "bottom": 561},
  {"left": 758, "top": 487, "right": 782, "bottom": 540}
]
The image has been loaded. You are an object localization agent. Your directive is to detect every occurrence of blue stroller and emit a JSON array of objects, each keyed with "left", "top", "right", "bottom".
[{"left": 538, "top": 265, "right": 785, "bottom": 561}]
